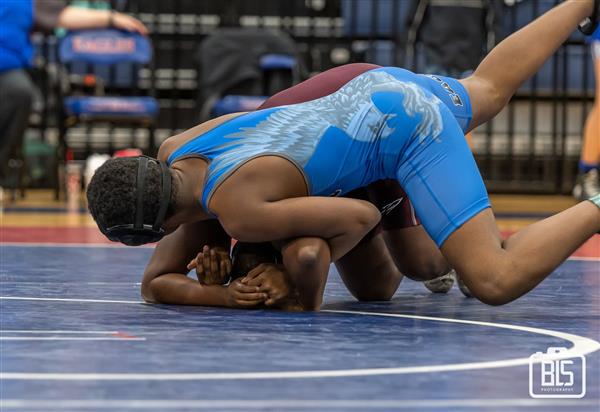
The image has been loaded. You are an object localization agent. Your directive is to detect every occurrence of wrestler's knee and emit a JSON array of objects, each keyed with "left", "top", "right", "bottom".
[
  {"left": 351, "top": 261, "right": 402, "bottom": 302},
  {"left": 382, "top": 226, "right": 450, "bottom": 281},
  {"left": 456, "top": 264, "right": 515, "bottom": 306},
  {"left": 296, "top": 243, "right": 325, "bottom": 268},
  {"left": 399, "top": 254, "right": 450, "bottom": 282},
  {"left": 286, "top": 238, "right": 329, "bottom": 271}
]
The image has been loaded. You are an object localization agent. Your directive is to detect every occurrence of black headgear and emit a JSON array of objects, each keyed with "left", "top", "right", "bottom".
[{"left": 102, "top": 156, "right": 172, "bottom": 246}]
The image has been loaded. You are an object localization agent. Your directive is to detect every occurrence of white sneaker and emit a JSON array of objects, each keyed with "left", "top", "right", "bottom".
[
  {"left": 424, "top": 270, "right": 455, "bottom": 294},
  {"left": 573, "top": 168, "right": 600, "bottom": 200}
]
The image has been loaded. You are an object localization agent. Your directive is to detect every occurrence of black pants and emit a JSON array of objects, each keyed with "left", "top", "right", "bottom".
[{"left": 0, "top": 69, "right": 35, "bottom": 181}]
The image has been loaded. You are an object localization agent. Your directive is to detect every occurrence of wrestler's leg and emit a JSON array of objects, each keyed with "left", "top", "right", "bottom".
[
  {"left": 396, "top": 97, "right": 600, "bottom": 306},
  {"left": 368, "top": 182, "right": 472, "bottom": 295},
  {"left": 337, "top": 183, "right": 462, "bottom": 299},
  {"left": 461, "top": 0, "right": 595, "bottom": 131},
  {"left": 335, "top": 227, "right": 403, "bottom": 302},
  {"left": 364, "top": 180, "right": 450, "bottom": 282},
  {"left": 383, "top": 226, "right": 449, "bottom": 281},
  {"left": 336, "top": 225, "right": 461, "bottom": 299},
  {"left": 335, "top": 188, "right": 402, "bottom": 301},
  {"left": 385, "top": 226, "right": 465, "bottom": 294},
  {"left": 441, "top": 203, "right": 599, "bottom": 305}
]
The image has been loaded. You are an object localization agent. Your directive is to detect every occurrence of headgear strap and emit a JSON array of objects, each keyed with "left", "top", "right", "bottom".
[
  {"left": 102, "top": 155, "right": 172, "bottom": 246},
  {"left": 134, "top": 156, "right": 148, "bottom": 230}
]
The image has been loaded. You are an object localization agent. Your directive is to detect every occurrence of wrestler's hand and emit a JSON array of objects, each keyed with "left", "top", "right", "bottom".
[
  {"left": 242, "top": 263, "right": 293, "bottom": 307},
  {"left": 224, "top": 279, "right": 267, "bottom": 308},
  {"left": 187, "top": 245, "right": 232, "bottom": 285}
]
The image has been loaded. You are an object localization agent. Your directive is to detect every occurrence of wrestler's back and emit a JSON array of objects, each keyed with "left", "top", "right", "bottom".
[
  {"left": 159, "top": 112, "right": 310, "bottom": 215},
  {"left": 163, "top": 67, "right": 462, "bottom": 216}
]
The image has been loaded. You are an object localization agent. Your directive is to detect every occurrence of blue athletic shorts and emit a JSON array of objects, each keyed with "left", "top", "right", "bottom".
[{"left": 375, "top": 67, "right": 490, "bottom": 246}]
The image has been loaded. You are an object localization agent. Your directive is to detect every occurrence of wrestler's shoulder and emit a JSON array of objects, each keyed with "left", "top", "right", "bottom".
[{"left": 158, "top": 112, "right": 248, "bottom": 161}]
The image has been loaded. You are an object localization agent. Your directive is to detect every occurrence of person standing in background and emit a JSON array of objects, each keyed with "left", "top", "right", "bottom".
[
  {"left": 405, "top": 0, "right": 504, "bottom": 78},
  {"left": 573, "top": 26, "right": 600, "bottom": 200},
  {"left": 0, "top": 1, "right": 147, "bottom": 191}
]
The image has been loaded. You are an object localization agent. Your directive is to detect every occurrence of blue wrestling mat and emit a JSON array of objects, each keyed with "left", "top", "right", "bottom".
[{"left": 1, "top": 245, "right": 599, "bottom": 411}]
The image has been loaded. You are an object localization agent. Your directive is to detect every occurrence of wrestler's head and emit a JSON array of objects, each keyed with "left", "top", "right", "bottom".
[
  {"left": 86, "top": 156, "right": 178, "bottom": 245},
  {"left": 230, "top": 242, "right": 282, "bottom": 279}
]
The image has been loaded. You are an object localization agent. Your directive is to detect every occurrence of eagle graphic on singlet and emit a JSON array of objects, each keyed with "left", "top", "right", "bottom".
[{"left": 209, "top": 70, "right": 444, "bottom": 180}]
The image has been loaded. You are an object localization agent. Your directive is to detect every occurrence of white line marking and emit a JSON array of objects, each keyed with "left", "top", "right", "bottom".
[
  {"left": 0, "top": 304, "right": 598, "bottom": 381},
  {"left": 0, "top": 282, "right": 141, "bottom": 285},
  {"left": 0, "top": 296, "right": 146, "bottom": 304},
  {"left": 2, "top": 242, "right": 599, "bottom": 262},
  {"left": 1, "top": 330, "right": 118, "bottom": 334},
  {"left": 568, "top": 256, "right": 600, "bottom": 262},
  {"left": 1, "top": 399, "right": 598, "bottom": 409},
  {"left": 0, "top": 337, "right": 145, "bottom": 341},
  {"left": 0, "top": 242, "right": 153, "bottom": 248}
]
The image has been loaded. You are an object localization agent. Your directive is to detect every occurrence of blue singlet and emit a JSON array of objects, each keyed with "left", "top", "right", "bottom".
[{"left": 168, "top": 67, "right": 490, "bottom": 246}]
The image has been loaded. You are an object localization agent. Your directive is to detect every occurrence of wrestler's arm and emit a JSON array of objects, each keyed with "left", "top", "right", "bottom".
[
  {"left": 215, "top": 194, "right": 381, "bottom": 262},
  {"left": 141, "top": 220, "right": 265, "bottom": 307},
  {"left": 234, "top": 197, "right": 378, "bottom": 309},
  {"left": 144, "top": 273, "right": 226, "bottom": 306},
  {"left": 227, "top": 239, "right": 328, "bottom": 311}
]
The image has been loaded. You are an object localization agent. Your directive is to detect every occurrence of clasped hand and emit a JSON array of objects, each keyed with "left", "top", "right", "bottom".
[{"left": 186, "top": 245, "right": 302, "bottom": 310}]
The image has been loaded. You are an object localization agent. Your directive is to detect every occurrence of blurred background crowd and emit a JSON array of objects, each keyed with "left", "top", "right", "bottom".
[{"left": 0, "top": 0, "right": 598, "bottom": 203}]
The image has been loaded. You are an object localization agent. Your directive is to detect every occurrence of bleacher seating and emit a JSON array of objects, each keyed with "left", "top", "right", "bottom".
[{"left": 341, "top": 0, "right": 596, "bottom": 95}]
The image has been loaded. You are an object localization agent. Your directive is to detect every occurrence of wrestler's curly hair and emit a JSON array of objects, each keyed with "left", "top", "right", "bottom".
[
  {"left": 86, "top": 157, "right": 178, "bottom": 231},
  {"left": 230, "top": 242, "right": 282, "bottom": 279}
]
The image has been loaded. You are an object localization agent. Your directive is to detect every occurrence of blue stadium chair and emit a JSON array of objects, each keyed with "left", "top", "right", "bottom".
[
  {"left": 197, "top": 28, "right": 302, "bottom": 121},
  {"left": 203, "top": 53, "right": 299, "bottom": 119},
  {"left": 55, "top": 29, "right": 158, "bottom": 197},
  {"left": 364, "top": 41, "right": 396, "bottom": 67},
  {"left": 341, "top": 0, "right": 411, "bottom": 37},
  {"left": 210, "top": 54, "right": 298, "bottom": 117},
  {"left": 212, "top": 95, "right": 268, "bottom": 118},
  {"left": 58, "top": 29, "right": 158, "bottom": 122},
  {"left": 340, "top": 0, "right": 410, "bottom": 66}
]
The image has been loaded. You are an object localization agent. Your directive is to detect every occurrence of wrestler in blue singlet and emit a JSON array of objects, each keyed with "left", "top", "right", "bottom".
[{"left": 168, "top": 67, "right": 490, "bottom": 246}]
